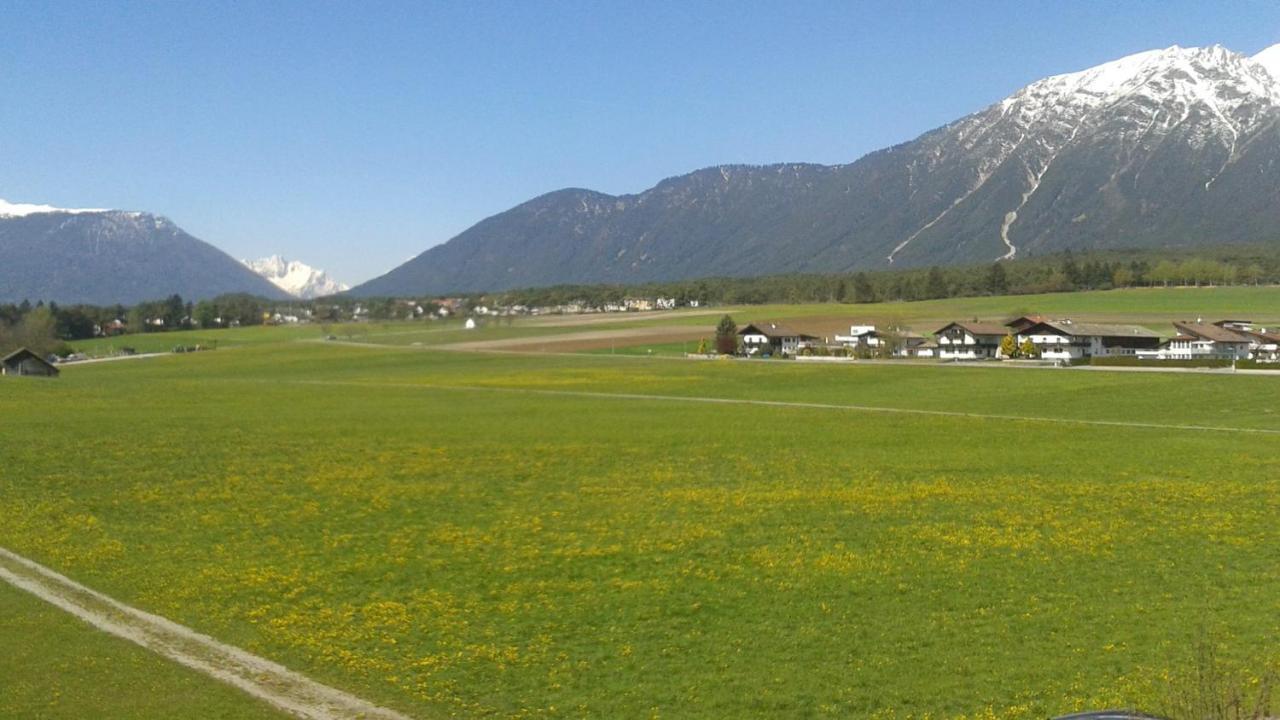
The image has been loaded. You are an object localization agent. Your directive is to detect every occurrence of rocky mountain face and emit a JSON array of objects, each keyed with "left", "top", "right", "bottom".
[
  {"left": 243, "top": 255, "right": 349, "bottom": 299},
  {"left": 354, "top": 43, "right": 1280, "bottom": 297},
  {"left": 0, "top": 201, "right": 290, "bottom": 305}
]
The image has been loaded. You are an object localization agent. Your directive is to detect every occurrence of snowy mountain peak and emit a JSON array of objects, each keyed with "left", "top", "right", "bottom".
[
  {"left": 243, "top": 255, "right": 349, "bottom": 299},
  {"left": 0, "top": 198, "right": 108, "bottom": 217},
  {"left": 1251, "top": 43, "right": 1280, "bottom": 83}
]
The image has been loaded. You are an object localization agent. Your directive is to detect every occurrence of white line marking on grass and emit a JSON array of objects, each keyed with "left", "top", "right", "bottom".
[
  {"left": 281, "top": 379, "right": 1280, "bottom": 436},
  {"left": 0, "top": 547, "right": 414, "bottom": 720}
]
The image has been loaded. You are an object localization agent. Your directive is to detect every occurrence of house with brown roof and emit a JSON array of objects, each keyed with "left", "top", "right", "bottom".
[
  {"left": 1, "top": 348, "right": 60, "bottom": 377},
  {"left": 1014, "top": 320, "right": 1161, "bottom": 361},
  {"left": 934, "top": 321, "right": 1007, "bottom": 360},
  {"left": 1004, "top": 315, "right": 1047, "bottom": 334},
  {"left": 1171, "top": 321, "right": 1253, "bottom": 360},
  {"left": 738, "top": 323, "right": 817, "bottom": 357}
]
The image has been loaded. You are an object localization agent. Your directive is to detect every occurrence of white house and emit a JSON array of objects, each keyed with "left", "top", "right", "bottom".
[
  {"left": 933, "top": 321, "right": 1007, "bottom": 360},
  {"left": 1243, "top": 329, "right": 1280, "bottom": 362},
  {"left": 834, "top": 324, "right": 881, "bottom": 349},
  {"left": 1134, "top": 321, "right": 1253, "bottom": 361},
  {"left": 1173, "top": 321, "right": 1252, "bottom": 360},
  {"left": 464, "top": 318, "right": 477, "bottom": 330},
  {"left": 737, "top": 323, "right": 817, "bottom": 357},
  {"left": 1015, "top": 320, "right": 1161, "bottom": 360},
  {"left": 655, "top": 297, "right": 677, "bottom": 310},
  {"left": 1218, "top": 320, "right": 1280, "bottom": 362}
]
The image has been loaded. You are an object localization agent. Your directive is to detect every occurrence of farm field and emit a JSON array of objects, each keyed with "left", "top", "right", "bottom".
[{"left": 4, "top": 329, "right": 1280, "bottom": 718}]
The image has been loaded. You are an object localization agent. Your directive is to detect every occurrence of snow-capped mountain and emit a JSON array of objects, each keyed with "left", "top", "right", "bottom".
[
  {"left": 243, "top": 255, "right": 349, "bottom": 299},
  {"left": 355, "top": 43, "right": 1280, "bottom": 296},
  {"left": 0, "top": 199, "right": 289, "bottom": 304}
]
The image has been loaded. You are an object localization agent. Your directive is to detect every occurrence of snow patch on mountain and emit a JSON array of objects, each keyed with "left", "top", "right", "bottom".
[
  {"left": 0, "top": 198, "right": 107, "bottom": 217},
  {"left": 1252, "top": 43, "right": 1280, "bottom": 83},
  {"left": 243, "top": 255, "right": 349, "bottom": 299}
]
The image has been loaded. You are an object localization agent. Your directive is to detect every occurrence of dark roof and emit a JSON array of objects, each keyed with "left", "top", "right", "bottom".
[
  {"left": 737, "top": 323, "right": 817, "bottom": 340},
  {"left": 1, "top": 347, "right": 59, "bottom": 374},
  {"left": 1025, "top": 320, "right": 1160, "bottom": 339},
  {"left": 935, "top": 321, "right": 1009, "bottom": 337},
  {"left": 1173, "top": 321, "right": 1252, "bottom": 343},
  {"left": 1005, "top": 314, "right": 1045, "bottom": 328},
  {"left": 3, "top": 347, "right": 43, "bottom": 364}
]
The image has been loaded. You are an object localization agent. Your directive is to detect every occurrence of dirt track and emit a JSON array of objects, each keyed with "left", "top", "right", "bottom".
[
  {"left": 0, "top": 546, "right": 413, "bottom": 720},
  {"left": 439, "top": 325, "right": 711, "bottom": 352}
]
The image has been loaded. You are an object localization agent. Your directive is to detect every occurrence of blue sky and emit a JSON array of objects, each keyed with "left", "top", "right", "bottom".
[{"left": 4, "top": 1, "right": 1280, "bottom": 284}]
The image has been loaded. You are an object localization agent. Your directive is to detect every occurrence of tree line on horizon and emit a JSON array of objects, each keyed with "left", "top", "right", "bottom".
[
  {"left": 489, "top": 245, "right": 1280, "bottom": 308},
  {"left": 3, "top": 244, "right": 1279, "bottom": 358}
]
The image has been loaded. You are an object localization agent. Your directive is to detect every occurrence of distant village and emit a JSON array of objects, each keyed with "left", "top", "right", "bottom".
[{"left": 736, "top": 317, "right": 1280, "bottom": 365}]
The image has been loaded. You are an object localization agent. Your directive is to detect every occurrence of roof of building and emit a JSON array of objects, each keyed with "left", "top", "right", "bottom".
[
  {"left": 1, "top": 347, "right": 59, "bottom": 374},
  {"left": 1026, "top": 320, "right": 1161, "bottom": 339},
  {"left": 1004, "top": 314, "right": 1046, "bottom": 328},
  {"left": 1244, "top": 329, "right": 1280, "bottom": 343},
  {"left": 1173, "top": 321, "right": 1252, "bottom": 343},
  {"left": 936, "top": 321, "right": 1009, "bottom": 336},
  {"left": 737, "top": 322, "right": 817, "bottom": 340}
]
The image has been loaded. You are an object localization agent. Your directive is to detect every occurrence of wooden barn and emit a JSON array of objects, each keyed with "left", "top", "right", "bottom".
[{"left": 1, "top": 348, "right": 60, "bottom": 377}]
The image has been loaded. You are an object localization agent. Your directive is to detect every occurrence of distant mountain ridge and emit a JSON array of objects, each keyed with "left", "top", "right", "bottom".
[
  {"left": 0, "top": 200, "right": 288, "bottom": 305},
  {"left": 353, "top": 43, "right": 1280, "bottom": 297},
  {"left": 243, "top": 255, "right": 349, "bottom": 299}
]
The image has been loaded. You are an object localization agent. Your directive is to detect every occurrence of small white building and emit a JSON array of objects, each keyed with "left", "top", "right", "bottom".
[
  {"left": 834, "top": 324, "right": 882, "bottom": 349},
  {"left": 464, "top": 318, "right": 477, "bottom": 330}
]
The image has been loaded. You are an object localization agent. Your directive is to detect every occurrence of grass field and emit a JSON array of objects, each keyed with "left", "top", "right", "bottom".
[
  {"left": 11, "top": 287, "right": 1278, "bottom": 717},
  {"left": 0, "top": 581, "right": 284, "bottom": 718}
]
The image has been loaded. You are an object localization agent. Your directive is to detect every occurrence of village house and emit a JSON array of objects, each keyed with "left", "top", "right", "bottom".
[
  {"left": 1216, "top": 320, "right": 1280, "bottom": 362},
  {"left": 1173, "top": 321, "right": 1253, "bottom": 360},
  {"left": 896, "top": 333, "right": 937, "bottom": 358},
  {"left": 1, "top": 348, "right": 60, "bottom": 377},
  {"left": 1013, "top": 319, "right": 1161, "bottom": 360},
  {"left": 933, "top": 321, "right": 1007, "bottom": 360},
  {"left": 738, "top": 322, "right": 817, "bottom": 357},
  {"left": 834, "top": 324, "right": 881, "bottom": 350}
]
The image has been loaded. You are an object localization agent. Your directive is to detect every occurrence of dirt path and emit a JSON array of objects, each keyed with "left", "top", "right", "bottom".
[
  {"left": 437, "top": 325, "right": 710, "bottom": 352},
  {"left": 0, "top": 546, "right": 414, "bottom": 720}
]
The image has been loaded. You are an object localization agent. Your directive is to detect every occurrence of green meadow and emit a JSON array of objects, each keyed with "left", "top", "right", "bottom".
[{"left": 5, "top": 286, "right": 1277, "bottom": 718}]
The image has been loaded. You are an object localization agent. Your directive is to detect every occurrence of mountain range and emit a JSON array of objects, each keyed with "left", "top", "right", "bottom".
[
  {"left": 352, "top": 43, "right": 1280, "bottom": 297},
  {"left": 7, "top": 43, "right": 1280, "bottom": 304},
  {"left": 0, "top": 200, "right": 288, "bottom": 305},
  {"left": 242, "top": 255, "right": 349, "bottom": 299}
]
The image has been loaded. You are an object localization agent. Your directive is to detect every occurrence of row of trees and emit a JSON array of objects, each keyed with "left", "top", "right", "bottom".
[
  {"left": 488, "top": 245, "right": 1280, "bottom": 309},
  {"left": 0, "top": 305, "right": 64, "bottom": 357}
]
